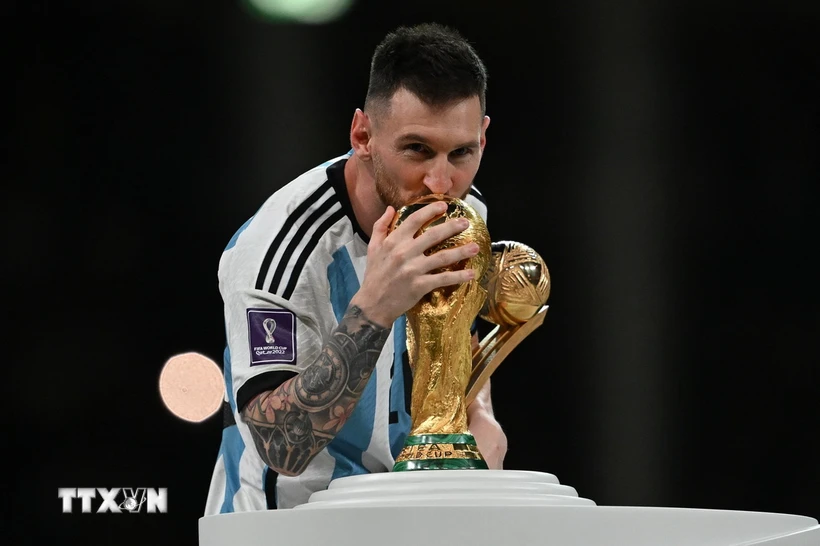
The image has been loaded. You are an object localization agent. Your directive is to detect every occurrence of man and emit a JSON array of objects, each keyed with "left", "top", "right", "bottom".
[{"left": 205, "top": 22, "right": 506, "bottom": 513}]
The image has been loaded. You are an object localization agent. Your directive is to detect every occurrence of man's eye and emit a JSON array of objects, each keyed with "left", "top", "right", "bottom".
[
  {"left": 451, "top": 148, "right": 472, "bottom": 157},
  {"left": 406, "top": 143, "right": 427, "bottom": 153}
]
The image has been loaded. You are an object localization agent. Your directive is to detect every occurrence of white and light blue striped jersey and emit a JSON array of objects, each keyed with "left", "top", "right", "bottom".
[{"left": 205, "top": 152, "right": 489, "bottom": 512}]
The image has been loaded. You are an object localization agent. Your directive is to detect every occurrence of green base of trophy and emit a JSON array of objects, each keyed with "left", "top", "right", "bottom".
[{"left": 392, "top": 433, "right": 488, "bottom": 472}]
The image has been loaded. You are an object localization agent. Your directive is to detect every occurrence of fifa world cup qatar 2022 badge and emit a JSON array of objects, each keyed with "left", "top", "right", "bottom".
[{"left": 247, "top": 308, "right": 297, "bottom": 365}]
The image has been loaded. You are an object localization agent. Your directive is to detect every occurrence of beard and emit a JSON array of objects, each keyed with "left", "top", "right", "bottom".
[
  {"left": 372, "top": 153, "right": 472, "bottom": 210},
  {"left": 373, "top": 153, "right": 420, "bottom": 210}
]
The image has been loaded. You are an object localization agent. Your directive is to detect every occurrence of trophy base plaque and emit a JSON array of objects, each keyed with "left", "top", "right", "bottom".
[
  {"left": 392, "top": 433, "right": 488, "bottom": 471},
  {"left": 199, "top": 470, "right": 820, "bottom": 546}
]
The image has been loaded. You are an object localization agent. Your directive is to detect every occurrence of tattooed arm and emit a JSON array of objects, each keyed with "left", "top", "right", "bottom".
[{"left": 242, "top": 304, "right": 390, "bottom": 476}]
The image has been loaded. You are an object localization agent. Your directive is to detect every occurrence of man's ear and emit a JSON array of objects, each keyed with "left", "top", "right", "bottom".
[
  {"left": 350, "top": 108, "right": 372, "bottom": 160},
  {"left": 479, "top": 115, "right": 490, "bottom": 153}
]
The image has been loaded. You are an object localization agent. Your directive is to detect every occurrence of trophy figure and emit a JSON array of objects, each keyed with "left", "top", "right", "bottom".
[{"left": 391, "top": 194, "right": 550, "bottom": 471}]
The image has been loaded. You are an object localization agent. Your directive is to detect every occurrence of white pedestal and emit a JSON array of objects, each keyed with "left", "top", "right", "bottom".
[{"left": 199, "top": 470, "right": 820, "bottom": 545}]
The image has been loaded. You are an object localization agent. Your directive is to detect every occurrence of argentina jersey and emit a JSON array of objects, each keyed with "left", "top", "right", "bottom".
[{"left": 204, "top": 152, "right": 489, "bottom": 513}]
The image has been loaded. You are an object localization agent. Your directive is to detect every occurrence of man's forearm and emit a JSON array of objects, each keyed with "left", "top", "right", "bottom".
[{"left": 243, "top": 304, "right": 390, "bottom": 476}]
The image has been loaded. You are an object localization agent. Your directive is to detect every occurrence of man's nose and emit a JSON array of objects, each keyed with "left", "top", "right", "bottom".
[{"left": 422, "top": 160, "right": 453, "bottom": 195}]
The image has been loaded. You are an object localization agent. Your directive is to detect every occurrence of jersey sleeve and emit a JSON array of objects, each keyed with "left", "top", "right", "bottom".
[{"left": 221, "top": 285, "right": 325, "bottom": 413}]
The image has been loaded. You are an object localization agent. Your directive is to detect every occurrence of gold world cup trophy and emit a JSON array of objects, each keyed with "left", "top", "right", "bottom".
[{"left": 391, "top": 194, "right": 551, "bottom": 471}]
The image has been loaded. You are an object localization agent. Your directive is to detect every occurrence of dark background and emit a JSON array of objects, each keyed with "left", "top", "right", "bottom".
[{"left": 7, "top": 0, "right": 819, "bottom": 544}]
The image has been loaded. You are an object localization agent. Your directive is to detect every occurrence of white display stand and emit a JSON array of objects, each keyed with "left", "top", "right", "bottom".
[{"left": 199, "top": 470, "right": 820, "bottom": 545}]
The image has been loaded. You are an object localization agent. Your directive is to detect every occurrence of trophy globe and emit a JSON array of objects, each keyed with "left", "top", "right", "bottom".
[{"left": 480, "top": 240, "right": 551, "bottom": 327}]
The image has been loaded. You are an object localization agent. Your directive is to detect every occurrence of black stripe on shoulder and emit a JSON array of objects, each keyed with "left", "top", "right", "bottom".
[
  {"left": 326, "top": 158, "right": 370, "bottom": 243},
  {"left": 255, "top": 180, "right": 333, "bottom": 290},
  {"left": 236, "top": 370, "right": 299, "bottom": 413},
  {"left": 282, "top": 208, "right": 346, "bottom": 300},
  {"left": 469, "top": 186, "right": 487, "bottom": 205},
  {"left": 268, "top": 194, "right": 339, "bottom": 295}
]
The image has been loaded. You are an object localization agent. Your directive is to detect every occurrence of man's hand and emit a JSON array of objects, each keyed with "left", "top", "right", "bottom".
[
  {"left": 467, "top": 379, "right": 508, "bottom": 469},
  {"left": 350, "top": 202, "right": 479, "bottom": 328}
]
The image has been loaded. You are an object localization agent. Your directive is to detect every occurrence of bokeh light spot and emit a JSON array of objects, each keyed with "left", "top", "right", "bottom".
[{"left": 159, "top": 352, "right": 224, "bottom": 423}]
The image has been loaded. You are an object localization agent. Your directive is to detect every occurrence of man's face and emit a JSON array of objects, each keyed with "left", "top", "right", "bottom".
[{"left": 368, "top": 88, "right": 489, "bottom": 210}]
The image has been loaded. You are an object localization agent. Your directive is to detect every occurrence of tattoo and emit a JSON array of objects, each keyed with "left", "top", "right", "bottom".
[{"left": 244, "top": 305, "right": 390, "bottom": 476}]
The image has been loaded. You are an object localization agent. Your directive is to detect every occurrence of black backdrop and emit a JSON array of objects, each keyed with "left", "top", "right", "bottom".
[{"left": 8, "top": 0, "right": 819, "bottom": 544}]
